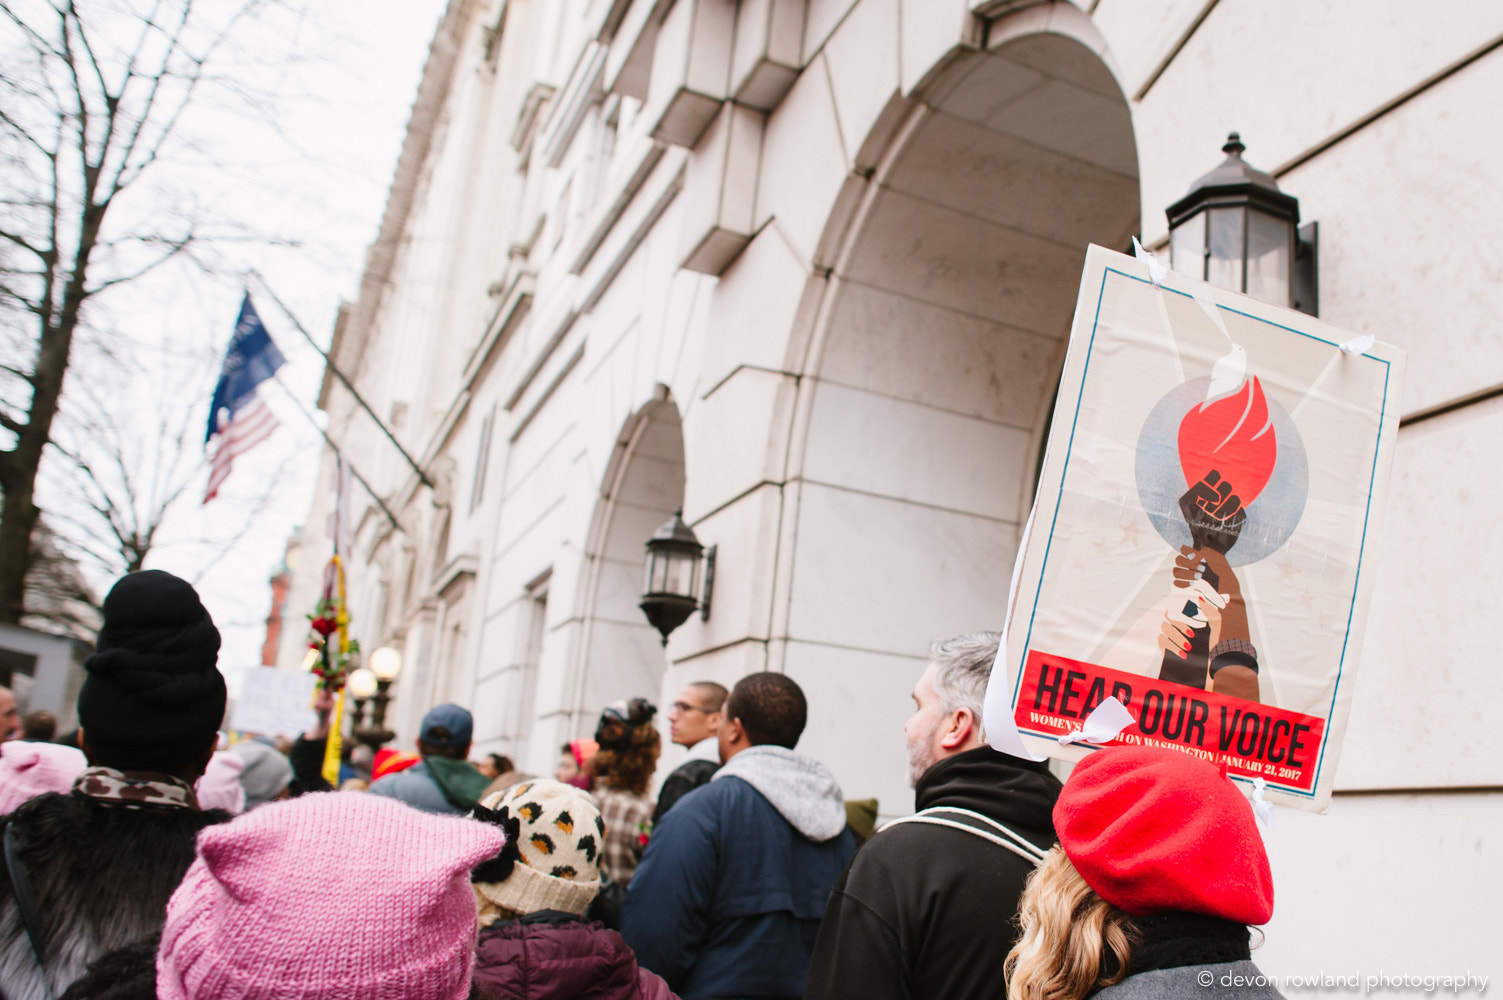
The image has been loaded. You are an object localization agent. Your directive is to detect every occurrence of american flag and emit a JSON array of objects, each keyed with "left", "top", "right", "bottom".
[{"left": 204, "top": 294, "right": 286, "bottom": 503}]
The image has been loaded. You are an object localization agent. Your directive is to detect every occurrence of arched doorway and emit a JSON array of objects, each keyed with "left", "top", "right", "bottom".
[
  {"left": 569, "top": 389, "right": 687, "bottom": 737},
  {"left": 777, "top": 23, "right": 1140, "bottom": 812}
]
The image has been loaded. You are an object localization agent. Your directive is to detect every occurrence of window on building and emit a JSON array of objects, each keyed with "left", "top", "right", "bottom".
[
  {"left": 482, "top": 1, "right": 508, "bottom": 67},
  {"left": 470, "top": 405, "right": 496, "bottom": 512},
  {"left": 504, "top": 572, "right": 549, "bottom": 759}
]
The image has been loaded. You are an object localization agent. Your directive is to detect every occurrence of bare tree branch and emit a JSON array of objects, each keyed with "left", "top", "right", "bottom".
[
  {"left": 0, "top": 3, "right": 67, "bottom": 60},
  {"left": 1, "top": 0, "right": 303, "bottom": 623},
  {"left": 0, "top": 226, "right": 46, "bottom": 260},
  {"left": 0, "top": 105, "right": 57, "bottom": 159},
  {"left": 84, "top": 231, "right": 194, "bottom": 292}
]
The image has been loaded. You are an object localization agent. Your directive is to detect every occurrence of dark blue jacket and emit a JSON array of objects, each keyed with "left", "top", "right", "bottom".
[{"left": 621, "top": 773, "right": 856, "bottom": 1000}]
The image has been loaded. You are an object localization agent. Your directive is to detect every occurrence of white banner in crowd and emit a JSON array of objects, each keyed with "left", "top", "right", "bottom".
[
  {"left": 230, "top": 666, "right": 318, "bottom": 739},
  {"left": 987, "top": 245, "right": 1404, "bottom": 812}
]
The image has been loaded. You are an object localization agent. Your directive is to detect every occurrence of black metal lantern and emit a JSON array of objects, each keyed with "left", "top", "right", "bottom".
[
  {"left": 1167, "top": 133, "right": 1317, "bottom": 315},
  {"left": 639, "top": 507, "right": 715, "bottom": 644}
]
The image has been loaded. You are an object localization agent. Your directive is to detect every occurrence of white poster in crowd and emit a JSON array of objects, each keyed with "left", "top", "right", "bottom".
[
  {"left": 230, "top": 666, "right": 317, "bottom": 739},
  {"left": 995, "top": 244, "right": 1403, "bottom": 812}
]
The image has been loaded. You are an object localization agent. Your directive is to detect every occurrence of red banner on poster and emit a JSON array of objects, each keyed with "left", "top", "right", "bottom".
[{"left": 1015, "top": 649, "right": 1326, "bottom": 792}]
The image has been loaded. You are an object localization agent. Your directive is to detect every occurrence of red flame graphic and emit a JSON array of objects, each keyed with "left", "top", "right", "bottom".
[{"left": 1177, "top": 376, "right": 1278, "bottom": 506}]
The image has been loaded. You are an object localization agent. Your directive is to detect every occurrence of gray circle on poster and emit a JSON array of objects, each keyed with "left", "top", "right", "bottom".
[{"left": 1134, "top": 376, "right": 1309, "bottom": 567}]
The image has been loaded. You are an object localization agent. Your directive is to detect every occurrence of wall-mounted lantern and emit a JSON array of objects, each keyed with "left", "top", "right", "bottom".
[
  {"left": 1167, "top": 132, "right": 1318, "bottom": 315},
  {"left": 639, "top": 507, "right": 715, "bottom": 645}
]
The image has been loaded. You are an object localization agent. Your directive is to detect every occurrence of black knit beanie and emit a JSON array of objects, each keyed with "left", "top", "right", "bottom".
[{"left": 77, "top": 570, "right": 226, "bottom": 773}]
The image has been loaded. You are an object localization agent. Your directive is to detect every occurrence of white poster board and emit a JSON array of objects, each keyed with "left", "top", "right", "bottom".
[
  {"left": 230, "top": 666, "right": 317, "bottom": 739},
  {"left": 994, "top": 245, "right": 1403, "bottom": 812}
]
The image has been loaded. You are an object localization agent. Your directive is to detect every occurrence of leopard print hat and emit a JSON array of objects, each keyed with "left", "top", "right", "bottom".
[{"left": 470, "top": 778, "right": 603, "bottom": 925}]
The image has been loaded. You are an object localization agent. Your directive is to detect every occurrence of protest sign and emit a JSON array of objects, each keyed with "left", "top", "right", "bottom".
[
  {"left": 996, "top": 245, "right": 1403, "bottom": 811},
  {"left": 230, "top": 666, "right": 317, "bottom": 739}
]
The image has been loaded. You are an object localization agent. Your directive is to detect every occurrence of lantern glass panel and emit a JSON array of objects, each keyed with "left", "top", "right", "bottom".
[
  {"left": 663, "top": 547, "right": 700, "bottom": 598},
  {"left": 643, "top": 550, "right": 665, "bottom": 594},
  {"left": 1205, "top": 206, "right": 1245, "bottom": 292},
  {"left": 1245, "top": 208, "right": 1292, "bottom": 307},
  {"left": 1169, "top": 210, "right": 1206, "bottom": 278}
]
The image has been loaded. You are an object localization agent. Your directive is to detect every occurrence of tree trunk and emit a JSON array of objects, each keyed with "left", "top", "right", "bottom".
[
  {"left": 0, "top": 210, "right": 100, "bottom": 624},
  {"left": 0, "top": 478, "right": 41, "bottom": 625}
]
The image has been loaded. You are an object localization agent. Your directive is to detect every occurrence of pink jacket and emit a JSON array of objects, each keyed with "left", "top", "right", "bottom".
[{"left": 473, "top": 913, "right": 675, "bottom": 1000}]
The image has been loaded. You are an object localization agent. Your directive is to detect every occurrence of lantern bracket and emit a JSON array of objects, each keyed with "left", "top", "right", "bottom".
[
  {"left": 700, "top": 544, "right": 716, "bottom": 621},
  {"left": 1294, "top": 221, "right": 1318, "bottom": 317}
]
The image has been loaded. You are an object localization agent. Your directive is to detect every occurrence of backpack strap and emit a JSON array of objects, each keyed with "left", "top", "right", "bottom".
[
  {"left": 879, "top": 806, "right": 1049, "bottom": 865},
  {"left": 5, "top": 822, "right": 51, "bottom": 979}
]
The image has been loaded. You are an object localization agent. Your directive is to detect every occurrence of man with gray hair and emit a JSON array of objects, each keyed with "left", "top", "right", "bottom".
[{"left": 804, "top": 631, "right": 1062, "bottom": 1000}]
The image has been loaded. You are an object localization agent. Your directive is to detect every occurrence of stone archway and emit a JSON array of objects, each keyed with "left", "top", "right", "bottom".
[
  {"left": 568, "top": 388, "right": 687, "bottom": 736},
  {"left": 775, "top": 21, "right": 1141, "bottom": 812}
]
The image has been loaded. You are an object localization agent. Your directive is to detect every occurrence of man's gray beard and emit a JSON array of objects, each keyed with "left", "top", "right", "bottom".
[{"left": 905, "top": 720, "right": 942, "bottom": 788}]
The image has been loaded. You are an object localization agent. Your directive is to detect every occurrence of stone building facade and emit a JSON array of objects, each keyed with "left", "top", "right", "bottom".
[{"left": 278, "top": 0, "right": 1502, "bottom": 973}]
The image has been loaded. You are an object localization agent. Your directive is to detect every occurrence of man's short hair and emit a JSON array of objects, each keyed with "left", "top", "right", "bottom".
[
  {"left": 418, "top": 735, "right": 470, "bottom": 760},
  {"left": 928, "top": 631, "right": 999, "bottom": 738},
  {"left": 21, "top": 710, "right": 56, "bottom": 742},
  {"left": 726, "top": 673, "right": 806, "bottom": 749},
  {"left": 687, "top": 681, "right": 728, "bottom": 712}
]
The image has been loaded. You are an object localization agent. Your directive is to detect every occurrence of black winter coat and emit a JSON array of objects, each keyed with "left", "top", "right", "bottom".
[
  {"left": 650, "top": 758, "right": 718, "bottom": 826},
  {"left": 803, "top": 746, "right": 1062, "bottom": 1000}
]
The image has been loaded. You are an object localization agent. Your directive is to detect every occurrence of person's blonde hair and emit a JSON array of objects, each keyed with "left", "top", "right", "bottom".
[{"left": 1006, "top": 847, "right": 1137, "bottom": 1000}]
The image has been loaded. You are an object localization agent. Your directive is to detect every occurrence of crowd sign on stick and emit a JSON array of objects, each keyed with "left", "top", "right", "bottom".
[
  {"left": 230, "top": 667, "right": 318, "bottom": 740},
  {"left": 995, "top": 245, "right": 1403, "bottom": 811}
]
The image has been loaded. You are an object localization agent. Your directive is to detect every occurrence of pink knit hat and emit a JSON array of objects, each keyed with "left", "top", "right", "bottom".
[
  {"left": 0, "top": 740, "right": 87, "bottom": 814},
  {"left": 157, "top": 791, "right": 508, "bottom": 1000},
  {"left": 194, "top": 751, "right": 246, "bottom": 814}
]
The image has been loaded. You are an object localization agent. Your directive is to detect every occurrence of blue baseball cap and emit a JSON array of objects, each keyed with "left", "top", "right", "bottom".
[{"left": 419, "top": 704, "right": 473, "bottom": 748}]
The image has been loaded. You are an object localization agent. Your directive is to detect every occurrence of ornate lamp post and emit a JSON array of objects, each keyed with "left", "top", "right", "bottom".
[
  {"left": 1167, "top": 132, "right": 1318, "bottom": 315},
  {"left": 346, "top": 667, "right": 378, "bottom": 735},
  {"left": 351, "top": 646, "right": 403, "bottom": 749},
  {"left": 638, "top": 507, "right": 715, "bottom": 645}
]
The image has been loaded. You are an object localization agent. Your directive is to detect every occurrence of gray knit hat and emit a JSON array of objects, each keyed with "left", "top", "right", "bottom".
[{"left": 227, "top": 741, "right": 293, "bottom": 809}]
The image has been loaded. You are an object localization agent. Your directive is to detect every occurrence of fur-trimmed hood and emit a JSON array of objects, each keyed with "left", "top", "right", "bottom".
[{"left": 0, "top": 792, "right": 228, "bottom": 1000}]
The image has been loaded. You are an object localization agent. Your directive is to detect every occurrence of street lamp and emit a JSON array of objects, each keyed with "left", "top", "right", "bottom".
[
  {"left": 346, "top": 667, "right": 377, "bottom": 732},
  {"left": 638, "top": 507, "right": 715, "bottom": 645},
  {"left": 1167, "top": 132, "right": 1318, "bottom": 315},
  {"left": 347, "top": 666, "right": 379, "bottom": 700},
  {"left": 352, "top": 646, "right": 403, "bottom": 749},
  {"left": 370, "top": 646, "right": 403, "bottom": 682}
]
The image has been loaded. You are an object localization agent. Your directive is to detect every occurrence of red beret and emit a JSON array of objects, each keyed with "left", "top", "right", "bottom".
[{"left": 1053, "top": 747, "right": 1273, "bottom": 925}]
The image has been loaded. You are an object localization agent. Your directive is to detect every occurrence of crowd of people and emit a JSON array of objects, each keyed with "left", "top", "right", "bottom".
[{"left": 0, "top": 568, "right": 1286, "bottom": 998}]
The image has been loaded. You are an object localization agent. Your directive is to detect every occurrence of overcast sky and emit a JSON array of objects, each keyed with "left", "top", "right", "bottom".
[{"left": 28, "top": 1, "right": 450, "bottom": 692}]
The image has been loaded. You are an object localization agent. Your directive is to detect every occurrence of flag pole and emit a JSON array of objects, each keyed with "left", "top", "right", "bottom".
[
  {"left": 265, "top": 375, "right": 403, "bottom": 530},
  {"left": 246, "top": 271, "right": 434, "bottom": 490}
]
